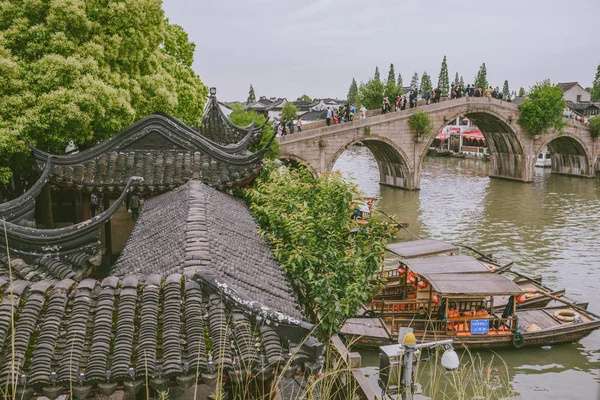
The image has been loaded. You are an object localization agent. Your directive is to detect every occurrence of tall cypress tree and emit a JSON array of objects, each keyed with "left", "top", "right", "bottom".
[
  {"left": 437, "top": 55, "right": 450, "bottom": 95},
  {"left": 454, "top": 72, "right": 460, "bottom": 87},
  {"left": 459, "top": 76, "right": 465, "bottom": 87},
  {"left": 387, "top": 64, "right": 396, "bottom": 85},
  {"left": 518, "top": 87, "right": 526, "bottom": 97},
  {"left": 591, "top": 62, "right": 600, "bottom": 101},
  {"left": 374, "top": 66, "right": 381, "bottom": 82},
  {"left": 347, "top": 78, "right": 359, "bottom": 104},
  {"left": 419, "top": 72, "right": 432, "bottom": 95},
  {"left": 246, "top": 84, "right": 256, "bottom": 105},
  {"left": 410, "top": 72, "right": 419, "bottom": 89},
  {"left": 396, "top": 73, "right": 404, "bottom": 95},
  {"left": 502, "top": 80, "right": 510, "bottom": 97},
  {"left": 474, "top": 63, "right": 488, "bottom": 89}
]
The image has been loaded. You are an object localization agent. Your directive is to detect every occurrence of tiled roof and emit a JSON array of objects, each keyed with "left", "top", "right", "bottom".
[
  {"left": 568, "top": 102, "right": 599, "bottom": 111},
  {"left": 112, "top": 180, "right": 301, "bottom": 318},
  {"left": 0, "top": 272, "right": 322, "bottom": 397},
  {"left": 29, "top": 112, "right": 271, "bottom": 194},
  {"left": 299, "top": 110, "right": 327, "bottom": 121},
  {"left": 558, "top": 82, "right": 579, "bottom": 92}
]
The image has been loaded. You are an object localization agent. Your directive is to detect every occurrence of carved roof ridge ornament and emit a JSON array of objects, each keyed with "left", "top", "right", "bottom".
[
  {"left": 0, "top": 175, "right": 143, "bottom": 259},
  {"left": 198, "top": 89, "right": 268, "bottom": 146},
  {"left": 0, "top": 156, "right": 55, "bottom": 225}
]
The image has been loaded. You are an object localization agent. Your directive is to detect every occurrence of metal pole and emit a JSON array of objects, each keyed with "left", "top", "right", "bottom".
[{"left": 402, "top": 343, "right": 415, "bottom": 400}]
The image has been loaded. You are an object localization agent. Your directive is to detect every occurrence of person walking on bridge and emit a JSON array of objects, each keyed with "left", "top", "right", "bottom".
[
  {"left": 326, "top": 107, "right": 332, "bottom": 126},
  {"left": 360, "top": 104, "right": 367, "bottom": 119},
  {"left": 424, "top": 89, "right": 431, "bottom": 105}
]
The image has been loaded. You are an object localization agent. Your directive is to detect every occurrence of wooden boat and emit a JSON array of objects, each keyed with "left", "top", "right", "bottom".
[
  {"left": 351, "top": 198, "right": 407, "bottom": 231},
  {"left": 381, "top": 239, "right": 566, "bottom": 310},
  {"left": 344, "top": 269, "right": 600, "bottom": 349}
]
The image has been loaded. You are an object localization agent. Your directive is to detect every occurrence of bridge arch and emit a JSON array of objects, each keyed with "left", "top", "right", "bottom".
[
  {"left": 535, "top": 134, "right": 594, "bottom": 177},
  {"left": 327, "top": 135, "right": 414, "bottom": 189},
  {"left": 279, "top": 153, "right": 319, "bottom": 178},
  {"left": 424, "top": 104, "right": 529, "bottom": 182}
]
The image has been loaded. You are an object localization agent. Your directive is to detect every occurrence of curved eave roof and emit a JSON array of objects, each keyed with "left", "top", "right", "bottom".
[
  {"left": 27, "top": 106, "right": 273, "bottom": 193},
  {"left": 0, "top": 177, "right": 142, "bottom": 281}
]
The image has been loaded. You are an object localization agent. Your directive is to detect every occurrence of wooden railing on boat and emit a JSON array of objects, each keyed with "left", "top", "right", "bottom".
[{"left": 381, "top": 315, "right": 515, "bottom": 337}]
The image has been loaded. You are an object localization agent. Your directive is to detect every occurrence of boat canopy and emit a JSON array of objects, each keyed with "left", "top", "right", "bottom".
[
  {"left": 401, "top": 255, "right": 490, "bottom": 275},
  {"left": 419, "top": 272, "right": 523, "bottom": 296},
  {"left": 386, "top": 239, "right": 459, "bottom": 258}
]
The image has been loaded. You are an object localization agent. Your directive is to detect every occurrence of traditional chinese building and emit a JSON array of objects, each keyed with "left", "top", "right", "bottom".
[{"left": 0, "top": 90, "right": 323, "bottom": 399}]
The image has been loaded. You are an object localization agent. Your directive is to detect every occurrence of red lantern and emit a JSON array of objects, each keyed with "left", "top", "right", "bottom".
[
  {"left": 409, "top": 276, "right": 416, "bottom": 284},
  {"left": 397, "top": 268, "right": 406, "bottom": 275},
  {"left": 418, "top": 281, "right": 428, "bottom": 289},
  {"left": 516, "top": 295, "right": 526, "bottom": 303},
  {"left": 432, "top": 295, "right": 439, "bottom": 305}
]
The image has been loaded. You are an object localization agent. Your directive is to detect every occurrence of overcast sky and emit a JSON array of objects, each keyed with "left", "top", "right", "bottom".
[{"left": 163, "top": 0, "right": 599, "bottom": 102}]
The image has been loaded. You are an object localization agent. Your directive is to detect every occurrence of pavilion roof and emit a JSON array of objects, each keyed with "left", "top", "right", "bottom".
[
  {"left": 386, "top": 239, "right": 459, "bottom": 258},
  {"left": 27, "top": 92, "right": 272, "bottom": 194}
]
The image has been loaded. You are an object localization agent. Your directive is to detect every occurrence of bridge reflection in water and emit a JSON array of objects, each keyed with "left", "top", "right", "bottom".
[
  {"left": 280, "top": 97, "right": 598, "bottom": 190},
  {"left": 334, "top": 147, "right": 600, "bottom": 399}
]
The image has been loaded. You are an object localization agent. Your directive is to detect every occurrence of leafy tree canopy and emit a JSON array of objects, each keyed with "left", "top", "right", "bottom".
[
  {"left": 358, "top": 79, "right": 385, "bottom": 109},
  {"left": 0, "top": 0, "right": 207, "bottom": 183},
  {"left": 419, "top": 72, "right": 433, "bottom": 95},
  {"left": 300, "top": 94, "right": 312, "bottom": 102},
  {"left": 591, "top": 62, "right": 600, "bottom": 101},
  {"left": 280, "top": 101, "right": 299, "bottom": 121},
  {"left": 503, "top": 80, "right": 510, "bottom": 96},
  {"left": 410, "top": 72, "right": 419, "bottom": 89},
  {"left": 517, "top": 80, "right": 566, "bottom": 135},
  {"left": 228, "top": 105, "right": 278, "bottom": 159},
  {"left": 518, "top": 87, "right": 527, "bottom": 97},
  {"left": 397, "top": 73, "right": 404, "bottom": 95},
  {"left": 245, "top": 161, "right": 393, "bottom": 338}
]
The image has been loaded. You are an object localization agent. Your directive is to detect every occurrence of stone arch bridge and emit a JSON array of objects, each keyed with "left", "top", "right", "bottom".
[{"left": 278, "top": 97, "right": 598, "bottom": 189}]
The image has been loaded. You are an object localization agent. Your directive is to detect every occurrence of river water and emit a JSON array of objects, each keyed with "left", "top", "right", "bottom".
[{"left": 333, "top": 146, "right": 600, "bottom": 400}]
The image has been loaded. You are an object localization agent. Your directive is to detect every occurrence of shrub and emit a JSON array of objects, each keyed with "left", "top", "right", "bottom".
[
  {"left": 588, "top": 115, "right": 600, "bottom": 139},
  {"left": 408, "top": 111, "right": 434, "bottom": 139},
  {"left": 244, "top": 161, "right": 394, "bottom": 339}
]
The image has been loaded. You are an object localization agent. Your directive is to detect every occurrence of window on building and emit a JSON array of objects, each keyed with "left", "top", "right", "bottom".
[{"left": 577, "top": 94, "right": 581, "bottom": 102}]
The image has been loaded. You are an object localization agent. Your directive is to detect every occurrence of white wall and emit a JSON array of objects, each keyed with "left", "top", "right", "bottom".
[{"left": 564, "top": 85, "right": 591, "bottom": 103}]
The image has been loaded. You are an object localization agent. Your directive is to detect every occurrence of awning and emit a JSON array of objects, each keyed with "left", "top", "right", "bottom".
[
  {"left": 436, "top": 132, "right": 448, "bottom": 140},
  {"left": 419, "top": 272, "right": 523, "bottom": 296},
  {"left": 400, "top": 255, "right": 490, "bottom": 274},
  {"left": 386, "top": 239, "right": 459, "bottom": 259},
  {"left": 462, "top": 129, "right": 484, "bottom": 140}
]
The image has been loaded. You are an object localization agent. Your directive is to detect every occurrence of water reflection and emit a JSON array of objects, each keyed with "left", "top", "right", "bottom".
[{"left": 333, "top": 145, "right": 600, "bottom": 399}]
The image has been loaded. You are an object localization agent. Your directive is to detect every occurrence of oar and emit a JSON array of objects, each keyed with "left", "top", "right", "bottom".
[
  {"left": 524, "top": 288, "right": 600, "bottom": 320},
  {"left": 377, "top": 210, "right": 421, "bottom": 240}
]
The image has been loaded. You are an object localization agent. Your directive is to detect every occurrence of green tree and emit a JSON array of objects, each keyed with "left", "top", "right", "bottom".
[
  {"left": 280, "top": 101, "right": 299, "bottom": 121},
  {"left": 300, "top": 94, "right": 312, "bottom": 102},
  {"left": 374, "top": 66, "right": 381, "bottom": 82},
  {"left": 419, "top": 72, "right": 433, "bottom": 95},
  {"left": 347, "top": 78, "right": 359, "bottom": 105},
  {"left": 387, "top": 64, "right": 396, "bottom": 85},
  {"left": 518, "top": 87, "right": 527, "bottom": 97},
  {"left": 410, "top": 72, "right": 419, "bottom": 89},
  {"left": 397, "top": 73, "right": 404, "bottom": 95},
  {"left": 453, "top": 72, "right": 460, "bottom": 88},
  {"left": 588, "top": 115, "right": 600, "bottom": 139},
  {"left": 459, "top": 76, "right": 465, "bottom": 88},
  {"left": 358, "top": 79, "right": 385, "bottom": 109},
  {"left": 245, "top": 161, "right": 393, "bottom": 338},
  {"left": 591, "top": 62, "right": 600, "bottom": 101},
  {"left": 228, "top": 105, "right": 278, "bottom": 159},
  {"left": 437, "top": 56, "right": 450, "bottom": 95},
  {"left": 474, "top": 63, "right": 489, "bottom": 89},
  {"left": 517, "top": 80, "right": 566, "bottom": 135},
  {"left": 0, "top": 0, "right": 208, "bottom": 184},
  {"left": 246, "top": 84, "right": 256, "bottom": 105},
  {"left": 502, "top": 80, "right": 510, "bottom": 97}
]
